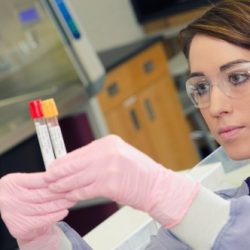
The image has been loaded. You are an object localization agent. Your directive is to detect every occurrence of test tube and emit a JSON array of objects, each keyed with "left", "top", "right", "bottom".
[
  {"left": 41, "top": 98, "right": 67, "bottom": 158},
  {"left": 29, "top": 99, "right": 55, "bottom": 169}
]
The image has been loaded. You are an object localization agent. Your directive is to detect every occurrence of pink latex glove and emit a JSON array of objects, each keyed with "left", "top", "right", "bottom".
[
  {"left": 46, "top": 135, "right": 200, "bottom": 228},
  {"left": 0, "top": 172, "right": 75, "bottom": 249}
]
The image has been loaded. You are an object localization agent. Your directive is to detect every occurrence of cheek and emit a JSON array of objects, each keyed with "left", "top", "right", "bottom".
[
  {"left": 199, "top": 110, "right": 214, "bottom": 132},
  {"left": 199, "top": 110, "right": 219, "bottom": 143},
  {"left": 199, "top": 103, "right": 250, "bottom": 160}
]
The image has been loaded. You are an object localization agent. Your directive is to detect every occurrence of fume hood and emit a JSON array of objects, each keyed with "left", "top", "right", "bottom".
[{"left": 0, "top": 0, "right": 106, "bottom": 154}]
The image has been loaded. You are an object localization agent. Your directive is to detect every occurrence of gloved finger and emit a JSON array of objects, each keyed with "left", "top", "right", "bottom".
[
  {"left": 49, "top": 137, "right": 114, "bottom": 167},
  {"left": 50, "top": 146, "right": 89, "bottom": 166},
  {"left": 48, "top": 169, "right": 96, "bottom": 193},
  {"left": 45, "top": 155, "right": 91, "bottom": 182},
  {"left": 65, "top": 183, "right": 101, "bottom": 201},
  {"left": 35, "top": 209, "right": 69, "bottom": 226},
  {"left": 11, "top": 172, "right": 49, "bottom": 189},
  {"left": 65, "top": 184, "right": 130, "bottom": 206},
  {"left": 21, "top": 199, "right": 75, "bottom": 216},
  {"left": 46, "top": 136, "right": 119, "bottom": 182},
  {"left": 10, "top": 210, "right": 69, "bottom": 240},
  {"left": 47, "top": 141, "right": 100, "bottom": 172},
  {"left": 23, "top": 188, "right": 71, "bottom": 203}
]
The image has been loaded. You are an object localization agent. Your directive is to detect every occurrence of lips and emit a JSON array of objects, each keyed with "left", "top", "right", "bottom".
[{"left": 218, "top": 126, "right": 245, "bottom": 140}]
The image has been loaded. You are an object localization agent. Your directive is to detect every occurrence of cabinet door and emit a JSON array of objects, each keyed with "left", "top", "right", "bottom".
[
  {"left": 97, "top": 65, "right": 136, "bottom": 114},
  {"left": 138, "top": 77, "right": 199, "bottom": 170},
  {"left": 105, "top": 95, "right": 157, "bottom": 159}
]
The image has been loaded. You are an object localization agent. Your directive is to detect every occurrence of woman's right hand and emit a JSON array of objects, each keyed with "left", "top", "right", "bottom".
[
  {"left": 0, "top": 172, "right": 75, "bottom": 243},
  {"left": 46, "top": 135, "right": 200, "bottom": 228}
]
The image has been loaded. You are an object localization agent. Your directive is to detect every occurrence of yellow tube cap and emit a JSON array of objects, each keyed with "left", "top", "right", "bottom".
[{"left": 41, "top": 98, "right": 58, "bottom": 118}]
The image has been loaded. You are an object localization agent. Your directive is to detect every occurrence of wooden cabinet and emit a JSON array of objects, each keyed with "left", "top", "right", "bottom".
[{"left": 97, "top": 40, "right": 199, "bottom": 170}]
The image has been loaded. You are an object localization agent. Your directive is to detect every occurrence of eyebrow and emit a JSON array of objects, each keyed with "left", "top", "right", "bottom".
[
  {"left": 189, "top": 72, "right": 205, "bottom": 78},
  {"left": 220, "top": 59, "right": 250, "bottom": 71},
  {"left": 189, "top": 59, "right": 250, "bottom": 78}
]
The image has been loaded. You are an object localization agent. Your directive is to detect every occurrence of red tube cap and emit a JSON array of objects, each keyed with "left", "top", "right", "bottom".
[{"left": 29, "top": 99, "right": 43, "bottom": 119}]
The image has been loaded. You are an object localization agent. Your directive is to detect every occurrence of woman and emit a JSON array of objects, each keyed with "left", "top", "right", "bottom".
[{"left": 2, "top": 0, "right": 250, "bottom": 249}]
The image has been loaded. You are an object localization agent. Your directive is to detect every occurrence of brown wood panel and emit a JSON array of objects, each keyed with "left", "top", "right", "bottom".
[
  {"left": 136, "top": 90, "right": 180, "bottom": 169},
  {"left": 105, "top": 95, "right": 157, "bottom": 159},
  {"left": 97, "top": 64, "right": 139, "bottom": 114},
  {"left": 138, "top": 78, "right": 199, "bottom": 170},
  {"left": 129, "top": 43, "right": 167, "bottom": 88}
]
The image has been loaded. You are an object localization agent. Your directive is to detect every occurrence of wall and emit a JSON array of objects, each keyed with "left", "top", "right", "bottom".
[{"left": 68, "top": 0, "right": 145, "bottom": 51}]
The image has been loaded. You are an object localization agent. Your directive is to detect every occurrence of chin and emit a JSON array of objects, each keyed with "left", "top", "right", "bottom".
[{"left": 222, "top": 143, "right": 250, "bottom": 161}]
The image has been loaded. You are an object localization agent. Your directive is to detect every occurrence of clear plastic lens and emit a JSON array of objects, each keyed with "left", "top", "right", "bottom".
[
  {"left": 186, "top": 76, "right": 211, "bottom": 108},
  {"left": 186, "top": 62, "right": 250, "bottom": 108}
]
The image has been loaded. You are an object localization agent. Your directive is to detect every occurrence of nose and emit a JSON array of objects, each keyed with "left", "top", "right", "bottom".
[{"left": 208, "top": 85, "right": 232, "bottom": 117}]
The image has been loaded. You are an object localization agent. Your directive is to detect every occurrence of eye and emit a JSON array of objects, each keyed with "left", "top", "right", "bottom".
[
  {"left": 192, "top": 82, "right": 210, "bottom": 96},
  {"left": 228, "top": 72, "right": 250, "bottom": 85}
]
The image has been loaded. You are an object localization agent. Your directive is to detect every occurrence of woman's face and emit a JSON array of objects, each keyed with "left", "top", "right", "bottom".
[{"left": 189, "top": 34, "right": 250, "bottom": 160}]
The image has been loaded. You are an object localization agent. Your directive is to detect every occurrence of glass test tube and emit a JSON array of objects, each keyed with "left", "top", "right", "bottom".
[
  {"left": 41, "top": 98, "right": 67, "bottom": 158},
  {"left": 29, "top": 99, "right": 55, "bottom": 169}
]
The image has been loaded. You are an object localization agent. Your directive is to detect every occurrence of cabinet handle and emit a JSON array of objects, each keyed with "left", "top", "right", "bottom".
[
  {"left": 143, "top": 60, "right": 155, "bottom": 74},
  {"left": 106, "top": 82, "right": 119, "bottom": 97},
  {"left": 129, "top": 109, "right": 141, "bottom": 130},
  {"left": 144, "top": 98, "right": 156, "bottom": 121}
]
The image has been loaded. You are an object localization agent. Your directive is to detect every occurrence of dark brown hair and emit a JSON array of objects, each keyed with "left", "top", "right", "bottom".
[{"left": 180, "top": 0, "right": 250, "bottom": 59}]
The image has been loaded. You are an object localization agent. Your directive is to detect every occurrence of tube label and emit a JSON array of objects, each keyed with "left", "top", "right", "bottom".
[
  {"left": 35, "top": 123, "right": 55, "bottom": 168},
  {"left": 49, "top": 126, "right": 67, "bottom": 158}
]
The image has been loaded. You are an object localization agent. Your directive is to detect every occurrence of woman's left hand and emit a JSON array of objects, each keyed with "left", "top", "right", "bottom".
[{"left": 0, "top": 172, "right": 74, "bottom": 242}]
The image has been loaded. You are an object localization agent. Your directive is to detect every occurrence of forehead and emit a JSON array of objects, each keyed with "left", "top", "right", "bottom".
[{"left": 189, "top": 34, "right": 250, "bottom": 72}]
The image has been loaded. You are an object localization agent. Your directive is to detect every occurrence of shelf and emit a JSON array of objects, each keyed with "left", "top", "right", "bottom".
[{"left": 0, "top": 83, "right": 86, "bottom": 154}]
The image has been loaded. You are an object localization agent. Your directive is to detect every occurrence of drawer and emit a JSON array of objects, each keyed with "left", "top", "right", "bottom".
[
  {"left": 128, "top": 42, "right": 168, "bottom": 87},
  {"left": 97, "top": 64, "right": 140, "bottom": 113}
]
